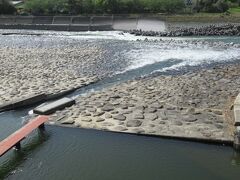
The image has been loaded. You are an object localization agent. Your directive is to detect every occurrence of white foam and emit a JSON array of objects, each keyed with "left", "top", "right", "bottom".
[
  {"left": 124, "top": 45, "right": 240, "bottom": 73},
  {"left": 66, "top": 31, "right": 140, "bottom": 41},
  {"left": 28, "top": 110, "right": 33, "bottom": 115},
  {"left": 1, "top": 29, "right": 240, "bottom": 73}
]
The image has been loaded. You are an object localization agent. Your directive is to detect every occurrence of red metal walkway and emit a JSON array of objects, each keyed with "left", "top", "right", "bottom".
[{"left": 0, "top": 115, "right": 49, "bottom": 157}]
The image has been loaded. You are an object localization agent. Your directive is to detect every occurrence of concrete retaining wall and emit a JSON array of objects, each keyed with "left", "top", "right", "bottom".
[
  {"left": 234, "top": 94, "right": 240, "bottom": 126},
  {"left": 53, "top": 16, "right": 72, "bottom": 24},
  {"left": 33, "top": 16, "right": 53, "bottom": 24},
  {"left": 0, "top": 17, "right": 15, "bottom": 24},
  {"left": 72, "top": 16, "right": 90, "bottom": 25},
  {"left": 15, "top": 16, "right": 33, "bottom": 24},
  {"left": 92, "top": 16, "right": 113, "bottom": 25},
  {"left": 1, "top": 15, "right": 240, "bottom": 32},
  {"left": 112, "top": 16, "right": 138, "bottom": 30},
  {"left": 0, "top": 15, "right": 167, "bottom": 31},
  {"left": 234, "top": 93, "right": 240, "bottom": 151},
  {"left": 0, "top": 94, "right": 47, "bottom": 112},
  {"left": 0, "top": 16, "right": 115, "bottom": 31},
  {"left": 0, "top": 24, "right": 112, "bottom": 31}
]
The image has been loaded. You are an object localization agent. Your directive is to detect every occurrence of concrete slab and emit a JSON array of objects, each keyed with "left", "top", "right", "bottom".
[
  {"left": 72, "top": 17, "right": 90, "bottom": 25},
  {"left": 33, "top": 98, "right": 75, "bottom": 115},
  {"left": 15, "top": 16, "right": 33, "bottom": 24},
  {"left": 32, "top": 16, "right": 53, "bottom": 24},
  {"left": 92, "top": 16, "right": 113, "bottom": 25},
  {"left": 69, "top": 25, "right": 89, "bottom": 31},
  {"left": 234, "top": 93, "right": 240, "bottom": 126},
  {"left": 90, "top": 24, "right": 113, "bottom": 31},
  {"left": 53, "top": 16, "right": 72, "bottom": 24},
  {"left": 0, "top": 17, "right": 15, "bottom": 24}
]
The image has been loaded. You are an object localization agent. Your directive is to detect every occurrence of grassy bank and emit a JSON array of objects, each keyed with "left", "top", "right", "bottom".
[
  {"left": 165, "top": 13, "right": 240, "bottom": 22},
  {"left": 115, "top": 12, "right": 240, "bottom": 23},
  {"left": 229, "top": 7, "right": 240, "bottom": 14}
]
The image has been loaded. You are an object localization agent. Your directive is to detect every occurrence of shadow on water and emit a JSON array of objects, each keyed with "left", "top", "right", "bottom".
[
  {"left": 232, "top": 151, "right": 240, "bottom": 166},
  {"left": 0, "top": 130, "right": 50, "bottom": 179},
  {"left": 70, "top": 59, "right": 182, "bottom": 97}
]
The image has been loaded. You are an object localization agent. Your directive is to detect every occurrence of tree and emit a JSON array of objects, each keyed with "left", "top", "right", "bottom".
[
  {"left": 194, "top": 0, "right": 229, "bottom": 13},
  {"left": 24, "top": 0, "right": 187, "bottom": 15},
  {"left": 0, "top": 0, "right": 16, "bottom": 14},
  {"left": 25, "top": 0, "right": 69, "bottom": 15},
  {"left": 94, "top": 0, "right": 122, "bottom": 13},
  {"left": 215, "top": 0, "right": 229, "bottom": 12},
  {"left": 161, "top": 0, "right": 185, "bottom": 13}
]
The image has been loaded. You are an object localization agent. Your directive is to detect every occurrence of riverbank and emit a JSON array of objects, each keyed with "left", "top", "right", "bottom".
[
  {"left": 165, "top": 13, "right": 240, "bottom": 23},
  {"left": 50, "top": 63, "right": 240, "bottom": 143}
]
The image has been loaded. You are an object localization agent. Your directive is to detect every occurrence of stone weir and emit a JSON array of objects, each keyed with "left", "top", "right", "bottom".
[
  {"left": 129, "top": 24, "right": 240, "bottom": 37},
  {"left": 43, "top": 64, "right": 240, "bottom": 149}
]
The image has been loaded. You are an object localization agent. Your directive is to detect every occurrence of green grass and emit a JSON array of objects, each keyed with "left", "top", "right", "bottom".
[
  {"left": 165, "top": 12, "right": 240, "bottom": 22},
  {"left": 229, "top": 7, "right": 240, "bottom": 14}
]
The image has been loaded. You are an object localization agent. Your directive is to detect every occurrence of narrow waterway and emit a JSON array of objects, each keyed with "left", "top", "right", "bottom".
[
  {"left": 0, "top": 30, "right": 240, "bottom": 179},
  {"left": 1, "top": 118, "right": 240, "bottom": 180}
]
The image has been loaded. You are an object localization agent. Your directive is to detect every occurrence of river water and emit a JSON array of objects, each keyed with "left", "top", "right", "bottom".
[{"left": 0, "top": 30, "right": 240, "bottom": 179}]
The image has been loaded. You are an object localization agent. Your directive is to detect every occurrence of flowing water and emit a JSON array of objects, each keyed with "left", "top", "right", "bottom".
[{"left": 0, "top": 30, "right": 240, "bottom": 179}]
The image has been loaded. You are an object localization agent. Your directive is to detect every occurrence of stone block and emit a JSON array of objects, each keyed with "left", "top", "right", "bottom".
[{"left": 33, "top": 98, "right": 75, "bottom": 115}]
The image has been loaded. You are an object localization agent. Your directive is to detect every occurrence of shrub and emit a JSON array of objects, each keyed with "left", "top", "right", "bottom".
[{"left": 194, "top": 0, "right": 229, "bottom": 13}]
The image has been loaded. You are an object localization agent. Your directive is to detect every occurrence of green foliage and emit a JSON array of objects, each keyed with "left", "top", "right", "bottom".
[
  {"left": 194, "top": 0, "right": 230, "bottom": 13},
  {"left": 24, "top": 0, "right": 186, "bottom": 15},
  {"left": 215, "top": 0, "right": 229, "bottom": 12},
  {"left": 229, "top": 6, "right": 240, "bottom": 12},
  {"left": 161, "top": 0, "right": 186, "bottom": 13},
  {"left": 25, "top": 0, "right": 69, "bottom": 15},
  {"left": 0, "top": 0, "right": 16, "bottom": 14}
]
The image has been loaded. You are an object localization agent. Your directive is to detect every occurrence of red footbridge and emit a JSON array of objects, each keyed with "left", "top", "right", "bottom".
[{"left": 0, "top": 115, "right": 49, "bottom": 157}]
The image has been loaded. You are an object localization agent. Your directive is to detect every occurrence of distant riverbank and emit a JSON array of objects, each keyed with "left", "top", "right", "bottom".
[
  {"left": 165, "top": 13, "right": 240, "bottom": 23},
  {"left": 1, "top": 14, "right": 240, "bottom": 32}
]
